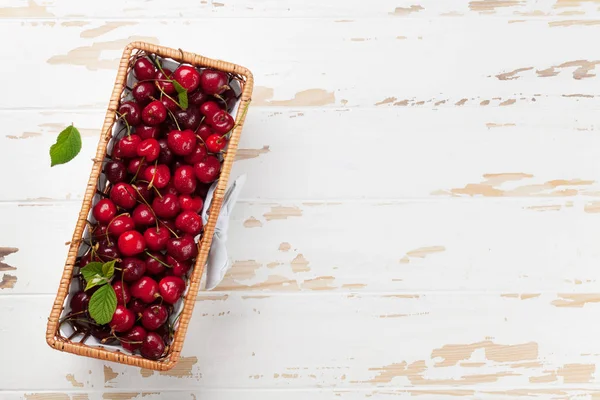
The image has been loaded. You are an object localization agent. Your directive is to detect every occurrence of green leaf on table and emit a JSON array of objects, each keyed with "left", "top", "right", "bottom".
[
  {"left": 173, "top": 80, "right": 188, "bottom": 110},
  {"left": 49, "top": 125, "right": 82, "bottom": 167},
  {"left": 102, "top": 260, "right": 116, "bottom": 279},
  {"left": 88, "top": 284, "right": 117, "bottom": 325}
]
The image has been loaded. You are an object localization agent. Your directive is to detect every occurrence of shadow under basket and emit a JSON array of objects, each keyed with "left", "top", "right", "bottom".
[{"left": 46, "top": 42, "right": 254, "bottom": 371}]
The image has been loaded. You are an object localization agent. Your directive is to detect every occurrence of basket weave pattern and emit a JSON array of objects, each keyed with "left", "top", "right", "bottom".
[{"left": 46, "top": 42, "right": 254, "bottom": 371}]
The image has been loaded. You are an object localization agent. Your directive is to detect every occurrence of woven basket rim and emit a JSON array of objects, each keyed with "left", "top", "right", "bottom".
[{"left": 46, "top": 41, "right": 254, "bottom": 371}]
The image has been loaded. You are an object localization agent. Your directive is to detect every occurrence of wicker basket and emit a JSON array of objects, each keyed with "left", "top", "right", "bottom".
[{"left": 46, "top": 42, "right": 254, "bottom": 371}]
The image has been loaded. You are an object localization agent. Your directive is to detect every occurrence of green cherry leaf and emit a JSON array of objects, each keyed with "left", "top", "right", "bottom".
[
  {"left": 88, "top": 284, "right": 117, "bottom": 325},
  {"left": 173, "top": 80, "right": 188, "bottom": 110},
  {"left": 102, "top": 260, "right": 116, "bottom": 279},
  {"left": 84, "top": 275, "right": 107, "bottom": 291},
  {"left": 50, "top": 125, "right": 82, "bottom": 167},
  {"left": 80, "top": 262, "right": 103, "bottom": 283}
]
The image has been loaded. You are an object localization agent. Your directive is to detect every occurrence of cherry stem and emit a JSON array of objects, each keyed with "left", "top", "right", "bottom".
[
  {"left": 147, "top": 160, "right": 158, "bottom": 189},
  {"left": 144, "top": 251, "right": 172, "bottom": 268},
  {"left": 130, "top": 156, "right": 146, "bottom": 183},
  {"left": 115, "top": 111, "right": 132, "bottom": 137},
  {"left": 159, "top": 219, "right": 179, "bottom": 238}
]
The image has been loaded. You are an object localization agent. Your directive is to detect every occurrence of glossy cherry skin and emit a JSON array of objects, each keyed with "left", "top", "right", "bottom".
[
  {"left": 105, "top": 160, "right": 127, "bottom": 184},
  {"left": 117, "top": 135, "right": 142, "bottom": 158},
  {"left": 222, "top": 88, "right": 239, "bottom": 111},
  {"left": 183, "top": 143, "right": 207, "bottom": 164},
  {"left": 129, "top": 298, "right": 146, "bottom": 316},
  {"left": 210, "top": 110, "right": 235, "bottom": 134},
  {"left": 156, "top": 68, "right": 175, "bottom": 95},
  {"left": 118, "top": 101, "right": 142, "bottom": 126},
  {"left": 132, "top": 182, "right": 154, "bottom": 204},
  {"left": 134, "top": 57, "right": 157, "bottom": 81},
  {"left": 174, "top": 107, "right": 202, "bottom": 131},
  {"left": 92, "top": 199, "right": 117, "bottom": 224},
  {"left": 110, "top": 305, "right": 135, "bottom": 333},
  {"left": 195, "top": 182, "right": 212, "bottom": 198},
  {"left": 158, "top": 181, "right": 179, "bottom": 197},
  {"left": 152, "top": 194, "right": 180, "bottom": 219},
  {"left": 142, "top": 100, "right": 167, "bottom": 126},
  {"left": 120, "top": 257, "right": 146, "bottom": 282},
  {"left": 144, "top": 227, "right": 170, "bottom": 251},
  {"left": 145, "top": 251, "right": 167, "bottom": 275},
  {"left": 136, "top": 138, "right": 160, "bottom": 162},
  {"left": 107, "top": 214, "right": 135, "bottom": 237},
  {"left": 110, "top": 182, "right": 137, "bottom": 209},
  {"left": 96, "top": 241, "right": 120, "bottom": 262},
  {"left": 159, "top": 276, "right": 186, "bottom": 304},
  {"left": 136, "top": 125, "right": 160, "bottom": 140},
  {"left": 117, "top": 230, "right": 146, "bottom": 257},
  {"left": 69, "top": 291, "right": 90, "bottom": 314},
  {"left": 173, "top": 165, "right": 197, "bottom": 194},
  {"left": 167, "top": 129, "right": 196, "bottom": 156},
  {"left": 130, "top": 276, "right": 159, "bottom": 303},
  {"left": 205, "top": 134, "right": 227, "bottom": 153},
  {"left": 142, "top": 164, "right": 171, "bottom": 189},
  {"left": 141, "top": 304, "right": 169, "bottom": 331},
  {"left": 196, "top": 123, "right": 215, "bottom": 142},
  {"left": 113, "top": 280, "right": 131, "bottom": 306},
  {"left": 166, "top": 235, "right": 198, "bottom": 261},
  {"left": 140, "top": 332, "right": 166, "bottom": 360},
  {"left": 174, "top": 65, "right": 201, "bottom": 92},
  {"left": 179, "top": 195, "right": 203, "bottom": 213},
  {"left": 200, "top": 69, "right": 229, "bottom": 95},
  {"left": 132, "top": 81, "right": 157, "bottom": 105},
  {"left": 165, "top": 255, "right": 191, "bottom": 277},
  {"left": 175, "top": 211, "right": 203, "bottom": 236},
  {"left": 91, "top": 324, "right": 117, "bottom": 344},
  {"left": 199, "top": 101, "right": 222, "bottom": 118},
  {"left": 194, "top": 156, "right": 221, "bottom": 183},
  {"left": 127, "top": 157, "right": 148, "bottom": 176},
  {"left": 189, "top": 89, "right": 211, "bottom": 106},
  {"left": 157, "top": 138, "right": 174, "bottom": 165},
  {"left": 132, "top": 204, "right": 156, "bottom": 227},
  {"left": 161, "top": 95, "right": 179, "bottom": 112},
  {"left": 120, "top": 325, "right": 147, "bottom": 352}
]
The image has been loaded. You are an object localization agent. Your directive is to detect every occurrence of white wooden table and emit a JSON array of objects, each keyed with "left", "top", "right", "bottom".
[{"left": 2, "top": 0, "right": 600, "bottom": 398}]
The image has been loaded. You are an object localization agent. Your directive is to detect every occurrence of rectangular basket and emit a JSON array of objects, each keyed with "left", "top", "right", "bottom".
[{"left": 46, "top": 41, "right": 254, "bottom": 371}]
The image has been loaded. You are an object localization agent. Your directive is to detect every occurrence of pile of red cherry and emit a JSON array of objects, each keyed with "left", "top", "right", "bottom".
[{"left": 62, "top": 53, "right": 240, "bottom": 360}]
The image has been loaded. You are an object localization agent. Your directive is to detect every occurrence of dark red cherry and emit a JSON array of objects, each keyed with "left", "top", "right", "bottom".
[
  {"left": 120, "top": 257, "right": 146, "bottom": 282},
  {"left": 195, "top": 182, "right": 212, "bottom": 198},
  {"left": 140, "top": 332, "right": 166, "bottom": 360},
  {"left": 132, "top": 203, "right": 156, "bottom": 227},
  {"left": 144, "top": 227, "right": 170, "bottom": 251},
  {"left": 105, "top": 160, "right": 127, "bottom": 184},
  {"left": 107, "top": 214, "right": 135, "bottom": 237},
  {"left": 223, "top": 88, "right": 239, "bottom": 111},
  {"left": 96, "top": 241, "right": 120, "bottom": 262},
  {"left": 175, "top": 211, "right": 203, "bottom": 236},
  {"left": 179, "top": 195, "right": 203, "bottom": 213},
  {"left": 199, "top": 101, "right": 223, "bottom": 118},
  {"left": 210, "top": 110, "right": 235, "bottom": 134},
  {"left": 159, "top": 276, "right": 186, "bottom": 304},
  {"left": 93, "top": 199, "right": 117, "bottom": 224},
  {"left": 113, "top": 280, "right": 131, "bottom": 306},
  {"left": 183, "top": 143, "right": 207, "bottom": 164},
  {"left": 118, "top": 101, "right": 142, "bottom": 126},
  {"left": 132, "top": 182, "right": 154, "bottom": 204},
  {"left": 91, "top": 224, "right": 109, "bottom": 242},
  {"left": 134, "top": 57, "right": 157, "bottom": 81},
  {"left": 174, "top": 107, "right": 202, "bottom": 131},
  {"left": 69, "top": 291, "right": 90, "bottom": 314},
  {"left": 200, "top": 69, "right": 229, "bottom": 95},
  {"left": 166, "top": 235, "right": 198, "bottom": 261},
  {"left": 127, "top": 157, "right": 148, "bottom": 176},
  {"left": 173, "top": 165, "right": 197, "bottom": 194},
  {"left": 173, "top": 65, "right": 201, "bottom": 92},
  {"left": 194, "top": 156, "right": 221, "bottom": 183},
  {"left": 91, "top": 325, "right": 117, "bottom": 344},
  {"left": 142, "top": 164, "right": 171, "bottom": 189},
  {"left": 129, "top": 298, "right": 146, "bottom": 316},
  {"left": 142, "top": 100, "right": 167, "bottom": 126},
  {"left": 189, "top": 89, "right": 211, "bottom": 106},
  {"left": 136, "top": 138, "right": 160, "bottom": 162},
  {"left": 167, "top": 129, "right": 196, "bottom": 156},
  {"left": 117, "top": 230, "right": 146, "bottom": 257},
  {"left": 130, "top": 276, "right": 159, "bottom": 303},
  {"left": 196, "top": 123, "right": 215, "bottom": 142},
  {"left": 152, "top": 193, "right": 180, "bottom": 219},
  {"left": 166, "top": 255, "right": 191, "bottom": 277},
  {"left": 161, "top": 95, "right": 179, "bottom": 112},
  {"left": 109, "top": 182, "right": 137, "bottom": 209},
  {"left": 117, "top": 135, "right": 142, "bottom": 158},
  {"left": 205, "top": 134, "right": 227, "bottom": 153},
  {"left": 157, "top": 138, "right": 174, "bottom": 165},
  {"left": 141, "top": 304, "right": 169, "bottom": 331},
  {"left": 110, "top": 305, "right": 135, "bottom": 332},
  {"left": 158, "top": 181, "right": 179, "bottom": 197},
  {"left": 145, "top": 251, "right": 167, "bottom": 275},
  {"left": 120, "top": 325, "right": 147, "bottom": 352},
  {"left": 136, "top": 125, "right": 160, "bottom": 140},
  {"left": 156, "top": 69, "right": 175, "bottom": 95},
  {"left": 132, "top": 81, "right": 157, "bottom": 105}
]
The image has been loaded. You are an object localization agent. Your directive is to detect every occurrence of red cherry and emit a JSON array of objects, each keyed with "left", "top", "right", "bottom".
[
  {"left": 152, "top": 193, "right": 180, "bottom": 219},
  {"left": 132, "top": 204, "right": 156, "bottom": 227},
  {"left": 109, "top": 305, "right": 135, "bottom": 333},
  {"left": 120, "top": 325, "right": 147, "bottom": 352},
  {"left": 145, "top": 251, "right": 167, "bottom": 275},
  {"left": 70, "top": 291, "right": 90, "bottom": 314},
  {"left": 199, "top": 101, "right": 222, "bottom": 118},
  {"left": 175, "top": 211, "right": 203, "bottom": 236},
  {"left": 173, "top": 166, "right": 197, "bottom": 194},
  {"left": 120, "top": 257, "right": 146, "bottom": 282},
  {"left": 96, "top": 241, "right": 120, "bottom": 262},
  {"left": 165, "top": 255, "right": 192, "bottom": 277},
  {"left": 132, "top": 82, "right": 157, "bottom": 105},
  {"left": 158, "top": 181, "right": 179, "bottom": 197},
  {"left": 200, "top": 69, "right": 229, "bottom": 95},
  {"left": 112, "top": 143, "right": 124, "bottom": 158},
  {"left": 117, "top": 230, "right": 146, "bottom": 257},
  {"left": 210, "top": 110, "right": 235, "bottom": 134},
  {"left": 136, "top": 125, "right": 160, "bottom": 140},
  {"left": 144, "top": 227, "right": 171, "bottom": 251},
  {"left": 142, "top": 100, "right": 167, "bottom": 126},
  {"left": 140, "top": 332, "right": 166, "bottom": 360},
  {"left": 105, "top": 160, "right": 127, "bottom": 184},
  {"left": 194, "top": 156, "right": 221, "bottom": 183},
  {"left": 156, "top": 69, "right": 175, "bottom": 95},
  {"left": 134, "top": 57, "right": 157, "bottom": 81},
  {"left": 136, "top": 138, "right": 160, "bottom": 162},
  {"left": 118, "top": 101, "right": 142, "bottom": 126},
  {"left": 196, "top": 124, "right": 215, "bottom": 142},
  {"left": 174, "top": 107, "right": 202, "bottom": 131},
  {"left": 130, "top": 276, "right": 159, "bottom": 303},
  {"left": 223, "top": 88, "right": 239, "bottom": 111},
  {"left": 179, "top": 195, "right": 204, "bottom": 213},
  {"left": 183, "top": 143, "right": 207, "bottom": 164},
  {"left": 161, "top": 95, "right": 179, "bottom": 112},
  {"left": 174, "top": 65, "right": 201, "bottom": 92},
  {"left": 107, "top": 214, "right": 135, "bottom": 237},
  {"left": 157, "top": 138, "right": 174, "bottom": 164},
  {"left": 189, "top": 89, "right": 211, "bottom": 106},
  {"left": 127, "top": 157, "right": 148, "bottom": 176},
  {"left": 132, "top": 182, "right": 154, "bottom": 204},
  {"left": 141, "top": 304, "right": 169, "bottom": 331},
  {"left": 117, "top": 135, "right": 142, "bottom": 158},
  {"left": 205, "top": 134, "right": 228, "bottom": 153},
  {"left": 92, "top": 199, "right": 117, "bottom": 224},
  {"left": 167, "top": 129, "right": 196, "bottom": 156},
  {"left": 110, "top": 182, "right": 137, "bottom": 209},
  {"left": 113, "top": 280, "right": 131, "bottom": 306},
  {"left": 159, "top": 276, "right": 186, "bottom": 304},
  {"left": 129, "top": 298, "right": 146, "bottom": 316},
  {"left": 166, "top": 235, "right": 198, "bottom": 261},
  {"left": 142, "top": 164, "right": 171, "bottom": 189}
]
